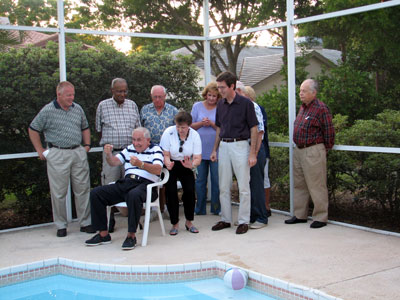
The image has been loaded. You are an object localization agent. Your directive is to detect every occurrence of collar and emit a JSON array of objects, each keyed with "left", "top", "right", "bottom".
[
  {"left": 53, "top": 99, "right": 75, "bottom": 109},
  {"left": 112, "top": 97, "right": 125, "bottom": 106},
  {"left": 302, "top": 98, "right": 316, "bottom": 108},
  {"left": 223, "top": 92, "right": 240, "bottom": 105}
]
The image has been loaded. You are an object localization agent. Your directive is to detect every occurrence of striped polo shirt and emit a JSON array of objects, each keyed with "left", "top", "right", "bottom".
[
  {"left": 29, "top": 99, "right": 89, "bottom": 148},
  {"left": 117, "top": 143, "right": 164, "bottom": 183}
]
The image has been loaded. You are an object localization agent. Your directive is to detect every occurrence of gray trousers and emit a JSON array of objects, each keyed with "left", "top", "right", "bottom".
[
  {"left": 46, "top": 146, "right": 91, "bottom": 229},
  {"left": 101, "top": 150, "right": 125, "bottom": 185}
]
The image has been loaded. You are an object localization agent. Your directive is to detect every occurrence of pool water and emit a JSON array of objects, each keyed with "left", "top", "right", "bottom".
[{"left": 0, "top": 274, "right": 275, "bottom": 300}]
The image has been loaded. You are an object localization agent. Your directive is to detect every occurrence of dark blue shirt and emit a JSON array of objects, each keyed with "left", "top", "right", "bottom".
[{"left": 215, "top": 93, "right": 258, "bottom": 139}]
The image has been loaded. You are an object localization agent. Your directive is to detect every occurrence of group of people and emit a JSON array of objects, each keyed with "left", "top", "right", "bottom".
[{"left": 29, "top": 71, "right": 334, "bottom": 250}]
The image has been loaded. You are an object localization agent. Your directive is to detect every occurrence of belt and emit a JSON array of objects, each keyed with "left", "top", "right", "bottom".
[
  {"left": 221, "top": 138, "right": 248, "bottom": 143},
  {"left": 48, "top": 143, "right": 80, "bottom": 150},
  {"left": 296, "top": 142, "right": 321, "bottom": 149},
  {"left": 126, "top": 174, "right": 152, "bottom": 183}
]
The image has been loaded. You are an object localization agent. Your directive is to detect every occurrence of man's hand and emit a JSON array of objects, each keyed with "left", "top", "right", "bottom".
[
  {"left": 130, "top": 155, "right": 141, "bottom": 167},
  {"left": 38, "top": 149, "right": 46, "bottom": 161},
  {"left": 104, "top": 144, "right": 113, "bottom": 155},
  {"left": 248, "top": 153, "right": 257, "bottom": 167}
]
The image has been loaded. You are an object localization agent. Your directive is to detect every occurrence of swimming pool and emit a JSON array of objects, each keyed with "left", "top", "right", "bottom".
[
  {"left": 0, "top": 274, "right": 276, "bottom": 300},
  {"left": 0, "top": 258, "right": 339, "bottom": 300}
]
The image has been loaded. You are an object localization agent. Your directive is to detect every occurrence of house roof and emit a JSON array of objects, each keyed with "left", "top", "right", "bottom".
[
  {"left": 171, "top": 45, "right": 283, "bottom": 75},
  {"left": 239, "top": 49, "right": 342, "bottom": 87},
  {"left": 6, "top": 30, "right": 94, "bottom": 50},
  {"left": 172, "top": 45, "right": 341, "bottom": 87}
]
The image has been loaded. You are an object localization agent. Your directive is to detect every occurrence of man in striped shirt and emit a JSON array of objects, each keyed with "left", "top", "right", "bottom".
[
  {"left": 285, "top": 79, "right": 335, "bottom": 229},
  {"left": 85, "top": 127, "right": 164, "bottom": 250}
]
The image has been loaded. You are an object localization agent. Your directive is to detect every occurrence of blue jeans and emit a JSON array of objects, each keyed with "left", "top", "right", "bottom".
[
  {"left": 195, "top": 160, "right": 220, "bottom": 215},
  {"left": 250, "top": 144, "right": 268, "bottom": 224}
]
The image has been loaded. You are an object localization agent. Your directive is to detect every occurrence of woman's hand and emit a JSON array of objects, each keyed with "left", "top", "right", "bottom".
[
  {"left": 165, "top": 160, "right": 175, "bottom": 170},
  {"left": 180, "top": 156, "right": 193, "bottom": 169}
]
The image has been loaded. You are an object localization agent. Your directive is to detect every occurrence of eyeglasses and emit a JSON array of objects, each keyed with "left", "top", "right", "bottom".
[{"left": 179, "top": 139, "right": 184, "bottom": 153}]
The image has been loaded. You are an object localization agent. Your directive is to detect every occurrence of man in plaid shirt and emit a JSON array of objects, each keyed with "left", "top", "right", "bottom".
[
  {"left": 285, "top": 79, "right": 335, "bottom": 229},
  {"left": 96, "top": 78, "right": 141, "bottom": 231}
]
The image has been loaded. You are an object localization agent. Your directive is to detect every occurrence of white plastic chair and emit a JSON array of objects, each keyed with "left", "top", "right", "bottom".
[{"left": 106, "top": 168, "right": 169, "bottom": 247}]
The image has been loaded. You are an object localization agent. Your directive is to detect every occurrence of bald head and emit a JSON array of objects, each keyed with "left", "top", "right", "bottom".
[{"left": 300, "top": 79, "right": 318, "bottom": 105}]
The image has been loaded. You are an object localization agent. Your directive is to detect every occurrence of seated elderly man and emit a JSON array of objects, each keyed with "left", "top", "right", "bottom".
[{"left": 85, "top": 127, "right": 164, "bottom": 250}]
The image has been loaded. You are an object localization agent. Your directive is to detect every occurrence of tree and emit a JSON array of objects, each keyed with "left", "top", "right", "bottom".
[
  {"left": 299, "top": 0, "right": 400, "bottom": 99},
  {"left": 266, "top": 0, "right": 323, "bottom": 57},
  {"left": 74, "top": 0, "right": 278, "bottom": 75},
  {"left": 0, "top": 42, "right": 200, "bottom": 227},
  {"left": 0, "top": 0, "right": 58, "bottom": 26}
]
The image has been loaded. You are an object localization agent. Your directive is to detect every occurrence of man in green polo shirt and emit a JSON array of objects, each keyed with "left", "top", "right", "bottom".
[{"left": 28, "top": 81, "right": 94, "bottom": 237}]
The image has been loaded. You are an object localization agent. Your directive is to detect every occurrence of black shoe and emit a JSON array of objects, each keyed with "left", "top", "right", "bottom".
[
  {"left": 85, "top": 233, "right": 111, "bottom": 246},
  {"left": 310, "top": 221, "right": 327, "bottom": 229},
  {"left": 108, "top": 212, "right": 116, "bottom": 233},
  {"left": 285, "top": 216, "right": 307, "bottom": 224},
  {"left": 80, "top": 225, "right": 96, "bottom": 233},
  {"left": 57, "top": 228, "right": 67, "bottom": 237},
  {"left": 266, "top": 209, "right": 272, "bottom": 217},
  {"left": 211, "top": 221, "right": 231, "bottom": 231},
  {"left": 122, "top": 236, "right": 136, "bottom": 250},
  {"left": 236, "top": 224, "right": 249, "bottom": 234}
]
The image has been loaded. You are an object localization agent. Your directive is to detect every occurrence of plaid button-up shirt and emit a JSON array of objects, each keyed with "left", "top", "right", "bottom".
[
  {"left": 293, "top": 99, "right": 335, "bottom": 150},
  {"left": 96, "top": 98, "right": 141, "bottom": 148}
]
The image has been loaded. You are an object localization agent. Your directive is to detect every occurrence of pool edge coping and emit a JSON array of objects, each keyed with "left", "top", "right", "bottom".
[{"left": 0, "top": 257, "right": 341, "bottom": 300}]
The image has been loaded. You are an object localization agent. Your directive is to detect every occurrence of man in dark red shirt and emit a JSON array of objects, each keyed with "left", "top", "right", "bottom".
[{"left": 285, "top": 79, "right": 335, "bottom": 228}]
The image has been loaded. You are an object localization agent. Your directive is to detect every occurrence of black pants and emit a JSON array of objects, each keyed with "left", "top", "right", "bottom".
[
  {"left": 165, "top": 161, "right": 195, "bottom": 225},
  {"left": 90, "top": 176, "right": 157, "bottom": 233}
]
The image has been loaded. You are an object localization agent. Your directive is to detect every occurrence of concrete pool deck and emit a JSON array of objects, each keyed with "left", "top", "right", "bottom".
[{"left": 1, "top": 206, "right": 400, "bottom": 300}]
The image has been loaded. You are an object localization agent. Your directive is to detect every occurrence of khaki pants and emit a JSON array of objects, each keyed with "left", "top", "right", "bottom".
[
  {"left": 101, "top": 150, "right": 125, "bottom": 185},
  {"left": 218, "top": 141, "right": 251, "bottom": 224},
  {"left": 46, "top": 146, "right": 91, "bottom": 229},
  {"left": 293, "top": 143, "right": 329, "bottom": 222}
]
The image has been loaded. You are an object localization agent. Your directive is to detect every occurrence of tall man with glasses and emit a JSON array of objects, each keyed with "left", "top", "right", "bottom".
[
  {"left": 96, "top": 78, "right": 141, "bottom": 231},
  {"left": 210, "top": 72, "right": 258, "bottom": 235}
]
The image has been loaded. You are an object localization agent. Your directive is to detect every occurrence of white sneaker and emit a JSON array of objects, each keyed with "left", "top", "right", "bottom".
[{"left": 249, "top": 221, "right": 268, "bottom": 229}]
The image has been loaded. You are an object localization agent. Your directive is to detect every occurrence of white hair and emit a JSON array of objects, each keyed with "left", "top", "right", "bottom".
[{"left": 236, "top": 80, "right": 245, "bottom": 91}]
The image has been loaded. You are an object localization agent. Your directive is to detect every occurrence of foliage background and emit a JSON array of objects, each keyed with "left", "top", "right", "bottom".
[{"left": 0, "top": 42, "right": 200, "bottom": 226}]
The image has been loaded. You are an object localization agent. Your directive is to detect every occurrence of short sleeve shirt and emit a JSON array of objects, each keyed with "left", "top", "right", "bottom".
[
  {"left": 116, "top": 143, "right": 164, "bottom": 183},
  {"left": 160, "top": 126, "right": 202, "bottom": 161},
  {"left": 95, "top": 98, "right": 141, "bottom": 148},
  {"left": 215, "top": 93, "right": 258, "bottom": 139},
  {"left": 191, "top": 101, "right": 217, "bottom": 160},
  {"left": 29, "top": 99, "right": 89, "bottom": 147},
  {"left": 140, "top": 102, "right": 178, "bottom": 144}
]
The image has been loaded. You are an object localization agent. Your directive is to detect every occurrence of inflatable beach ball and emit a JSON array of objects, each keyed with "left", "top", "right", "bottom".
[{"left": 223, "top": 268, "right": 248, "bottom": 290}]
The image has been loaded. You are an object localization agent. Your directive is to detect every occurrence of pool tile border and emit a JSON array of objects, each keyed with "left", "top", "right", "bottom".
[{"left": 0, "top": 258, "right": 341, "bottom": 300}]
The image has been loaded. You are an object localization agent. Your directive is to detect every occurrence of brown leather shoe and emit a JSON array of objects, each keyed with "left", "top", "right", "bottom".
[
  {"left": 236, "top": 224, "right": 248, "bottom": 234},
  {"left": 212, "top": 221, "right": 231, "bottom": 231}
]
